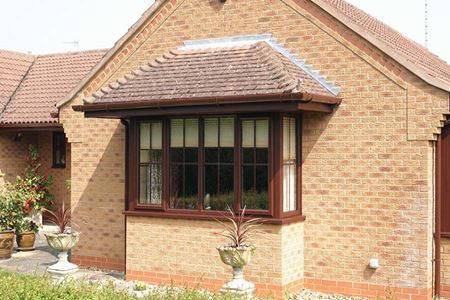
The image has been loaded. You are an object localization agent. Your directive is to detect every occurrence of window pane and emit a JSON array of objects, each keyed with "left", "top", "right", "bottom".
[
  {"left": 220, "top": 117, "right": 234, "bottom": 147},
  {"left": 171, "top": 119, "right": 184, "bottom": 147},
  {"left": 204, "top": 165, "right": 218, "bottom": 209},
  {"left": 242, "top": 120, "right": 254, "bottom": 148},
  {"left": 283, "top": 117, "right": 297, "bottom": 212},
  {"left": 140, "top": 123, "right": 150, "bottom": 149},
  {"left": 169, "top": 118, "right": 199, "bottom": 210},
  {"left": 140, "top": 150, "right": 149, "bottom": 163},
  {"left": 139, "top": 166, "right": 147, "bottom": 204},
  {"left": 205, "top": 118, "right": 219, "bottom": 147},
  {"left": 255, "top": 148, "right": 268, "bottom": 164},
  {"left": 151, "top": 122, "right": 162, "bottom": 150},
  {"left": 283, "top": 164, "right": 296, "bottom": 212},
  {"left": 220, "top": 148, "right": 234, "bottom": 163},
  {"left": 255, "top": 119, "right": 269, "bottom": 148},
  {"left": 241, "top": 118, "right": 269, "bottom": 211},
  {"left": 185, "top": 119, "right": 198, "bottom": 147},
  {"left": 205, "top": 148, "right": 219, "bottom": 163},
  {"left": 139, "top": 163, "right": 162, "bottom": 205}
]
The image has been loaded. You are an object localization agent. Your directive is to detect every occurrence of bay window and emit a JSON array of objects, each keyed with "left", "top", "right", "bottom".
[{"left": 127, "top": 113, "right": 303, "bottom": 224}]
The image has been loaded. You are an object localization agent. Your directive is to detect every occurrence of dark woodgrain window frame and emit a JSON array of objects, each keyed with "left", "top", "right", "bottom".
[
  {"left": 125, "top": 113, "right": 304, "bottom": 224},
  {"left": 52, "top": 132, "right": 66, "bottom": 169}
]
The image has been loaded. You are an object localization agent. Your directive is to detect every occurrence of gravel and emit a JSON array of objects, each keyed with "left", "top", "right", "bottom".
[{"left": 292, "top": 289, "right": 368, "bottom": 300}]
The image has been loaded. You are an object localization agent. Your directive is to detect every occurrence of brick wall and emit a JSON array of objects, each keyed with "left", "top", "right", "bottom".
[
  {"left": 59, "top": 0, "right": 449, "bottom": 297},
  {"left": 36, "top": 131, "right": 71, "bottom": 209},
  {"left": 0, "top": 132, "right": 36, "bottom": 189},
  {"left": 126, "top": 217, "right": 302, "bottom": 298}
]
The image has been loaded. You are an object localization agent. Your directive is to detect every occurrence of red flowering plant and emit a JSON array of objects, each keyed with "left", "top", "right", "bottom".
[{"left": 14, "top": 145, "right": 54, "bottom": 213}]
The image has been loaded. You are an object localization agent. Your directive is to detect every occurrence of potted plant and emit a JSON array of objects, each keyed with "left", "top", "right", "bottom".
[
  {"left": 0, "top": 190, "right": 22, "bottom": 259},
  {"left": 216, "top": 207, "right": 260, "bottom": 295},
  {"left": 43, "top": 202, "right": 80, "bottom": 279},
  {"left": 15, "top": 219, "right": 39, "bottom": 251}
]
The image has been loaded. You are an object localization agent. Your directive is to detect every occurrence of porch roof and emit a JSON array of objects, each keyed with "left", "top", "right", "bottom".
[{"left": 74, "top": 41, "right": 341, "bottom": 116}]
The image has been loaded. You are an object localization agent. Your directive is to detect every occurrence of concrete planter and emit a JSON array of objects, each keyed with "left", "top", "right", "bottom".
[
  {"left": 16, "top": 231, "right": 36, "bottom": 251},
  {"left": 217, "top": 244, "right": 256, "bottom": 295},
  {"left": 44, "top": 232, "right": 80, "bottom": 280},
  {"left": 0, "top": 230, "right": 15, "bottom": 260}
]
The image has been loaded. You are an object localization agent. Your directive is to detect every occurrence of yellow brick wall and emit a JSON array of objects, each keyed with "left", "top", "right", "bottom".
[
  {"left": 58, "top": 0, "right": 449, "bottom": 294},
  {"left": 36, "top": 132, "right": 71, "bottom": 209},
  {"left": 0, "top": 132, "right": 36, "bottom": 189}
]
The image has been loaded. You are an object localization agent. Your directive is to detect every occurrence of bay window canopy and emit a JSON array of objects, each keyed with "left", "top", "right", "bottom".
[{"left": 73, "top": 36, "right": 341, "bottom": 224}]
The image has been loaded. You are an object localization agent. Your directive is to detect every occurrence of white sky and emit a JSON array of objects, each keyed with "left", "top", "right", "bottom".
[{"left": 0, "top": 0, "right": 448, "bottom": 63}]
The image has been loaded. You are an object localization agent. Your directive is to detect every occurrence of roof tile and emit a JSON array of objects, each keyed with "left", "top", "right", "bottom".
[
  {"left": 0, "top": 49, "right": 107, "bottom": 125},
  {"left": 90, "top": 42, "right": 336, "bottom": 105}
]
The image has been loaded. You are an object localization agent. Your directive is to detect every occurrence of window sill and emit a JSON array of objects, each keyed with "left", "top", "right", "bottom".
[{"left": 123, "top": 210, "right": 306, "bottom": 225}]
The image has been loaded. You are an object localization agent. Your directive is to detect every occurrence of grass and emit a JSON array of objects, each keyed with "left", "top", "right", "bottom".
[{"left": 0, "top": 270, "right": 252, "bottom": 300}]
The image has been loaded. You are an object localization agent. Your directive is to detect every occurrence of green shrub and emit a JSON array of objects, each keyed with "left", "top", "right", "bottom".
[{"left": 0, "top": 271, "right": 254, "bottom": 300}]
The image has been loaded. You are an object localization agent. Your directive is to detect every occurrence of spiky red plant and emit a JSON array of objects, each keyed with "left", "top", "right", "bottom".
[
  {"left": 216, "top": 206, "right": 261, "bottom": 248},
  {"left": 44, "top": 202, "right": 71, "bottom": 234}
]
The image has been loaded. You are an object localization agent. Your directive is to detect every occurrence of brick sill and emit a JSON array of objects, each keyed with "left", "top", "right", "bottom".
[{"left": 123, "top": 210, "right": 306, "bottom": 225}]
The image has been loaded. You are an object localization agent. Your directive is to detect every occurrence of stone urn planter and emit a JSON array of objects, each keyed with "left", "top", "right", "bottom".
[
  {"left": 44, "top": 232, "right": 80, "bottom": 279},
  {"left": 16, "top": 231, "right": 36, "bottom": 251},
  {"left": 0, "top": 230, "right": 15, "bottom": 259},
  {"left": 217, "top": 244, "right": 256, "bottom": 295}
]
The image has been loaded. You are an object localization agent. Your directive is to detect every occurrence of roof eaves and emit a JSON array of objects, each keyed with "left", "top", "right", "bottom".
[
  {"left": 311, "top": 0, "right": 450, "bottom": 92},
  {"left": 56, "top": 0, "right": 168, "bottom": 109}
]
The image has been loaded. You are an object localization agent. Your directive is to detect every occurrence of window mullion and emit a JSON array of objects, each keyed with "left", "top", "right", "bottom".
[{"left": 198, "top": 118, "right": 204, "bottom": 211}]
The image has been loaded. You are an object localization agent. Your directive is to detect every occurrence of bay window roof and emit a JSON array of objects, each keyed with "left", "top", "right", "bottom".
[{"left": 74, "top": 38, "right": 341, "bottom": 115}]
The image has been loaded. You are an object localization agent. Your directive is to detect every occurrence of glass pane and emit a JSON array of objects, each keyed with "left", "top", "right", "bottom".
[
  {"left": 204, "top": 165, "right": 218, "bottom": 209},
  {"left": 255, "top": 166, "right": 268, "bottom": 193},
  {"left": 283, "top": 164, "right": 296, "bottom": 212},
  {"left": 242, "top": 148, "right": 254, "bottom": 164},
  {"left": 184, "top": 165, "right": 198, "bottom": 207},
  {"left": 205, "top": 118, "right": 219, "bottom": 148},
  {"left": 151, "top": 122, "right": 162, "bottom": 150},
  {"left": 283, "top": 117, "right": 296, "bottom": 160},
  {"left": 242, "top": 120, "right": 254, "bottom": 148},
  {"left": 171, "top": 119, "right": 184, "bottom": 147},
  {"left": 220, "top": 117, "right": 234, "bottom": 147},
  {"left": 139, "top": 166, "right": 148, "bottom": 204},
  {"left": 185, "top": 148, "right": 198, "bottom": 163},
  {"left": 140, "top": 123, "right": 150, "bottom": 149},
  {"left": 205, "top": 148, "right": 219, "bottom": 163},
  {"left": 140, "top": 150, "right": 149, "bottom": 163},
  {"left": 289, "top": 118, "right": 296, "bottom": 160},
  {"left": 150, "top": 150, "right": 162, "bottom": 164},
  {"left": 148, "top": 163, "right": 162, "bottom": 204},
  {"left": 220, "top": 165, "right": 234, "bottom": 195},
  {"left": 170, "top": 164, "right": 198, "bottom": 210},
  {"left": 220, "top": 148, "right": 234, "bottom": 163},
  {"left": 242, "top": 166, "right": 254, "bottom": 194},
  {"left": 169, "top": 165, "right": 183, "bottom": 208},
  {"left": 185, "top": 119, "right": 198, "bottom": 147},
  {"left": 170, "top": 148, "right": 183, "bottom": 163},
  {"left": 255, "top": 148, "right": 268, "bottom": 164},
  {"left": 255, "top": 119, "right": 269, "bottom": 148}
]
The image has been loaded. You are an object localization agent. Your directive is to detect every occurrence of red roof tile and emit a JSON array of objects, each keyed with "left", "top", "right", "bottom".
[
  {"left": 0, "top": 50, "right": 34, "bottom": 115},
  {"left": 87, "top": 42, "right": 337, "bottom": 106},
  {"left": 315, "top": 0, "right": 450, "bottom": 90},
  {"left": 0, "top": 49, "right": 107, "bottom": 125}
]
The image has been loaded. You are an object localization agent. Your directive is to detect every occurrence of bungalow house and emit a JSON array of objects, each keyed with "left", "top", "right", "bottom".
[{"left": 2, "top": 0, "right": 450, "bottom": 299}]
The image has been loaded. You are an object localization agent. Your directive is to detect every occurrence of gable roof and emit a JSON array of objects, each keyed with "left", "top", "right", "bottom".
[
  {"left": 0, "top": 50, "right": 35, "bottom": 114},
  {"left": 58, "top": 0, "right": 450, "bottom": 111},
  {"left": 0, "top": 49, "right": 107, "bottom": 127},
  {"left": 82, "top": 41, "right": 339, "bottom": 109}
]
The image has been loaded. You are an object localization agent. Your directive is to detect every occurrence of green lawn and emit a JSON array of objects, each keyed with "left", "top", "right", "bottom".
[{"left": 0, "top": 270, "right": 251, "bottom": 300}]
